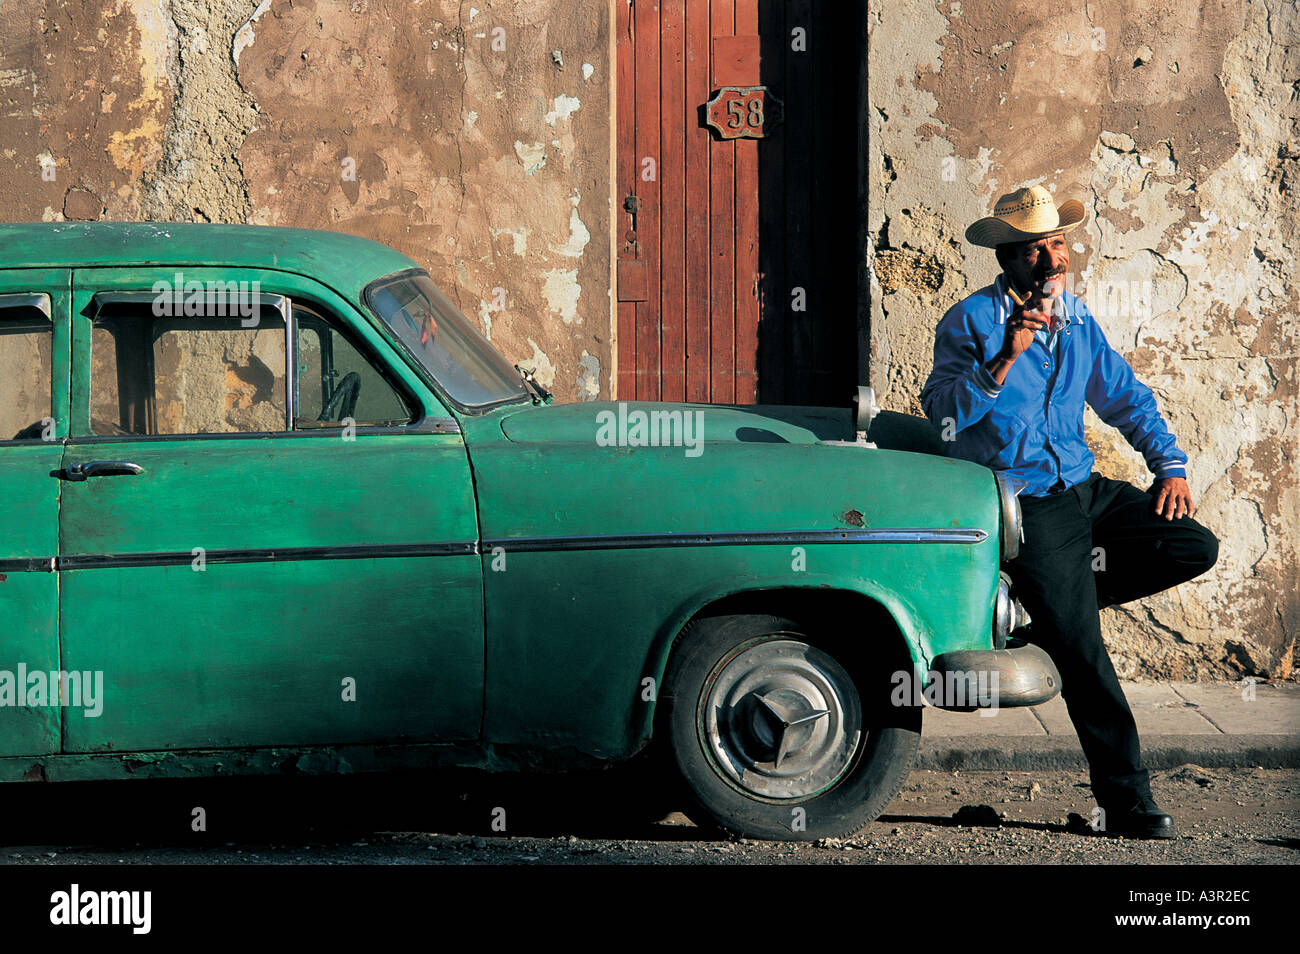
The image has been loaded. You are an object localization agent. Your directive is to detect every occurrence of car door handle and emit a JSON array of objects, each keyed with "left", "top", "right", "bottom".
[{"left": 64, "top": 460, "right": 145, "bottom": 481}]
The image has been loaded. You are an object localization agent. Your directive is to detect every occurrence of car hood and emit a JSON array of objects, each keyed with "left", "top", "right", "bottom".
[{"left": 498, "top": 401, "right": 856, "bottom": 445}]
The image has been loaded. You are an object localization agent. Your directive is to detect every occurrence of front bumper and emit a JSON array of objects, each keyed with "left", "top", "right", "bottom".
[{"left": 927, "top": 640, "right": 1062, "bottom": 710}]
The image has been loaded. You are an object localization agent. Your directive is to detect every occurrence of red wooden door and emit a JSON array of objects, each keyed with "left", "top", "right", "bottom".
[{"left": 616, "top": 0, "right": 861, "bottom": 406}]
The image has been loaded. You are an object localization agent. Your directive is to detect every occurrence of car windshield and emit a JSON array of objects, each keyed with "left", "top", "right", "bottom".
[{"left": 364, "top": 270, "right": 530, "bottom": 411}]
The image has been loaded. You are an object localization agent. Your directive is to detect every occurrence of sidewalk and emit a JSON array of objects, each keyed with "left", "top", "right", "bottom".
[{"left": 918, "top": 681, "right": 1300, "bottom": 771}]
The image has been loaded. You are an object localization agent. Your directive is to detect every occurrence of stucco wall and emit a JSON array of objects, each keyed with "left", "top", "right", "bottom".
[
  {"left": 868, "top": 0, "right": 1297, "bottom": 680},
  {"left": 0, "top": 0, "right": 613, "bottom": 402}
]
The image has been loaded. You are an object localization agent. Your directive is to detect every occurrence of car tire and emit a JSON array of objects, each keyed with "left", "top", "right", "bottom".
[{"left": 660, "top": 613, "right": 920, "bottom": 841}]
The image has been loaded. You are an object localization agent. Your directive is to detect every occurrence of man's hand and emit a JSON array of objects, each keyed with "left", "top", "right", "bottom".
[
  {"left": 1152, "top": 476, "right": 1195, "bottom": 520},
  {"left": 1001, "top": 292, "right": 1050, "bottom": 360},
  {"left": 986, "top": 291, "right": 1050, "bottom": 385}
]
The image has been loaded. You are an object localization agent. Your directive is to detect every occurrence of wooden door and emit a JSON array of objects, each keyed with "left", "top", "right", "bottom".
[{"left": 616, "top": 0, "right": 862, "bottom": 406}]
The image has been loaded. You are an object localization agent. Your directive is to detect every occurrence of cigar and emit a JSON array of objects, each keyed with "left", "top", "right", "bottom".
[
  {"left": 1008, "top": 280, "right": 1054, "bottom": 308},
  {"left": 1007, "top": 280, "right": 1054, "bottom": 330}
]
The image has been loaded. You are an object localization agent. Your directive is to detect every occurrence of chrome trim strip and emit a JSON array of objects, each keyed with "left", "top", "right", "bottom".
[
  {"left": 54, "top": 543, "right": 477, "bottom": 571},
  {"left": 482, "top": 528, "right": 988, "bottom": 552},
  {"left": 61, "top": 417, "right": 461, "bottom": 443},
  {"left": 0, "top": 527, "right": 985, "bottom": 572},
  {"left": 0, "top": 557, "right": 57, "bottom": 573}
]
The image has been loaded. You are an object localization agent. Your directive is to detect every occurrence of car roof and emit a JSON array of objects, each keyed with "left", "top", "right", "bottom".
[{"left": 0, "top": 222, "right": 419, "bottom": 297}]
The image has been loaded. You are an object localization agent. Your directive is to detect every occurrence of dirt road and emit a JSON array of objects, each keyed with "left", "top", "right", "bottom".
[{"left": 1, "top": 764, "right": 1294, "bottom": 865}]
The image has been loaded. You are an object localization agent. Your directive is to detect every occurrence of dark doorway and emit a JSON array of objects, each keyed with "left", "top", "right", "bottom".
[{"left": 615, "top": 0, "right": 865, "bottom": 406}]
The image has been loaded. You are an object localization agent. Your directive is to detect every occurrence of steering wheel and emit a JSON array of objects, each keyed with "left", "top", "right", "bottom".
[{"left": 318, "top": 371, "right": 362, "bottom": 422}]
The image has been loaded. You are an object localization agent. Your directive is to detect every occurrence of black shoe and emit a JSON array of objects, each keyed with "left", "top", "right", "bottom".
[{"left": 1102, "top": 794, "right": 1176, "bottom": 839}]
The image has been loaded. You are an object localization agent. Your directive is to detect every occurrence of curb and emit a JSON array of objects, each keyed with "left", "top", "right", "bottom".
[{"left": 917, "top": 735, "right": 1300, "bottom": 772}]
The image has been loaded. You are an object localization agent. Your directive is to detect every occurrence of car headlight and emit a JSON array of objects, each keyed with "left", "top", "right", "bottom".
[
  {"left": 994, "top": 572, "right": 1032, "bottom": 649},
  {"left": 995, "top": 472, "right": 1023, "bottom": 561}
]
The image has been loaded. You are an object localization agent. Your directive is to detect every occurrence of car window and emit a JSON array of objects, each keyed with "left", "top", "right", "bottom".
[
  {"left": 293, "top": 303, "right": 412, "bottom": 427},
  {"left": 364, "top": 270, "right": 530, "bottom": 411},
  {"left": 90, "top": 306, "right": 288, "bottom": 436},
  {"left": 0, "top": 296, "right": 53, "bottom": 441}
]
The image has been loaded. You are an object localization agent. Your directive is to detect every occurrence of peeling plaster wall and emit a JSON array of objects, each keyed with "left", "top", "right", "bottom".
[
  {"left": 0, "top": 1, "right": 176, "bottom": 222},
  {"left": 0, "top": 0, "right": 613, "bottom": 402},
  {"left": 869, "top": 0, "right": 1298, "bottom": 680}
]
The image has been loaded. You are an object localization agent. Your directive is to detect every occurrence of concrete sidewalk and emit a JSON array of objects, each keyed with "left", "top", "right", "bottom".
[{"left": 918, "top": 681, "right": 1299, "bottom": 771}]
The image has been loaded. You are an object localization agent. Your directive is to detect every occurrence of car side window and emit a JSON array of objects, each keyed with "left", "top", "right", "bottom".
[
  {"left": 292, "top": 303, "right": 412, "bottom": 427},
  {"left": 90, "top": 305, "right": 288, "bottom": 436},
  {"left": 0, "top": 295, "right": 54, "bottom": 441}
]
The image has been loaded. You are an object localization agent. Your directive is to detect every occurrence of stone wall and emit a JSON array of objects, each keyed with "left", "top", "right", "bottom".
[
  {"left": 0, "top": 0, "right": 613, "bottom": 402},
  {"left": 868, "top": 0, "right": 1297, "bottom": 679}
]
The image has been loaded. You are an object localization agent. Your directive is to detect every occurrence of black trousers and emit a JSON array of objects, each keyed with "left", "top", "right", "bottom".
[{"left": 1002, "top": 472, "right": 1219, "bottom": 808}]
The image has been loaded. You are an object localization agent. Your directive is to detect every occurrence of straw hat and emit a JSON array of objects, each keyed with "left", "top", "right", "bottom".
[{"left": 965, "top": 185, "right": 1087, "bottom": 248}]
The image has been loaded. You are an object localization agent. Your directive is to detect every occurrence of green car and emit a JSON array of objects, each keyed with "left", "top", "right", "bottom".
[{"left": 0, "top": 222, "right": 1058, "bottom": 840}]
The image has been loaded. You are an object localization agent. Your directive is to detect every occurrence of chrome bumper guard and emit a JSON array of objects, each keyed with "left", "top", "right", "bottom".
[{"left": 927, "top": 640, "right": 1062, "bottom": 710}]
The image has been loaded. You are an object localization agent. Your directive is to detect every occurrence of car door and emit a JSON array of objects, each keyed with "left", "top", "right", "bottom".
[
  {"left": 59, "top": 266, "right": 483, "bottom": 753},
  {"left": 0, "top": 270, "right": 70, "bottom": 757}
]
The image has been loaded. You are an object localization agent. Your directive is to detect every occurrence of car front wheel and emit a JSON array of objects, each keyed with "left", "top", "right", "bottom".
[{"left": 661, "top": 613, "right": 920, "bottom": 840}]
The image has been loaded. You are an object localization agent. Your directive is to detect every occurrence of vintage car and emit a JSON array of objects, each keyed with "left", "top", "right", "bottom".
[{"left": 0, "top": 222, "right": 1058, "bottom": 840}]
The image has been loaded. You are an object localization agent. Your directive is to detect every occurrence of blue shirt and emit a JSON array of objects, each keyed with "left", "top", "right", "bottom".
[{"left": 920, "top": 273, "right": 1188, "bottom": 497}]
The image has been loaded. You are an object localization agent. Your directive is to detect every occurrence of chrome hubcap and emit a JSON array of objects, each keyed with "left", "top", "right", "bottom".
[{"left": 701, "top": 637, "right": 861, "bottom": 800}]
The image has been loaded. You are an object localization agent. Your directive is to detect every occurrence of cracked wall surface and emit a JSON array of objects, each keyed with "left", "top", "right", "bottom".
[
  {"left": 0, "top": 1, "right": 176, "bottom": 222},
  {"left": 869, "top": 0, "right": 1297, "bottom": 680},
  {"left": 0, "top": 0, "right": 612, "bottom": 402}
]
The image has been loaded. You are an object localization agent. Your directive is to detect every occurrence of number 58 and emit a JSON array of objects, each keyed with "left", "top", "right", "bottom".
[{"left": 727, "top": 97, "right": 764, "bottom": 129}]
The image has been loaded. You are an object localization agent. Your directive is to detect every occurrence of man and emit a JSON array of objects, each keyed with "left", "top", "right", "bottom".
[{"left": 920, "top": 185, "right": 1219, "bottom": 839}]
